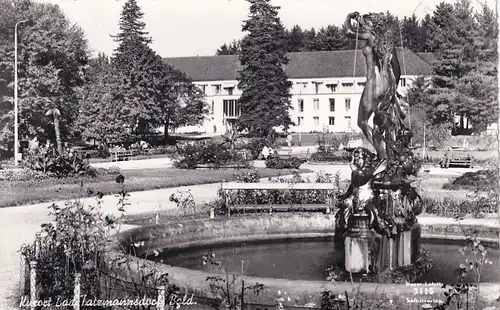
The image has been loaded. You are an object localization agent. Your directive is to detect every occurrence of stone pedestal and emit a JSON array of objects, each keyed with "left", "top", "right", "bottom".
[
  {"left": 397, "top": 223, "right": 421, "bottom": 266},
  {"left": 378, "top": 234, "right": 398, "bottom": 272},
  {"left": 345, "top": 235, "right": 370, "bottom": 273},
  {"left": 344, "top": 212, "right": 372, "bottom": 273}
]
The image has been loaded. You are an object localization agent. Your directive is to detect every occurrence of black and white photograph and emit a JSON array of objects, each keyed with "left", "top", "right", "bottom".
[{"left": 0, "top": 0, "right": 499, "bottom": 309}]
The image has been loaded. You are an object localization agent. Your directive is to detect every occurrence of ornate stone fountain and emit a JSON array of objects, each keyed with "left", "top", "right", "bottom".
[{"left": 334, "top": 11, "right": 424, "bottom": 276}]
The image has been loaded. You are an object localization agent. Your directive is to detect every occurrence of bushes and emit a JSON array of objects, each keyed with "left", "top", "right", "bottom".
[
  {"left": 265, "top": 157, "right": 303, "bottom": 169},
  {"left": 216, "top": 169, "right": 495, "bottom": 218},
  {"left": 220, "top": 171, "right": 339, "bottom": 208},
  {"left": 245, "top": 137, "right": 269, "bottom": 160},
  {"left": 174, "top": 141, "right": 250, "bottom": 169},
  {"left": 422, "top": 196, "right": 496, "bottom": 218},
  {"left": 0, "top": 168, "right": 49, "bottom": 181},
  {"left": 20, "top": 177, "right": 178, "bottom": 307},
  {"left": 310, "top": 151, "right": 351, "bottom": 163},
  {"left": 233, "top": 169, "right": 261, "bottom": 183},
  {"left": 443, "top": 169, "right": 497, "bottom": 191},
  {"left": 24, "top": 147, "right": 95, "bottom": 178},
  {"left": 20, "top": 198, "right": 117, "bottom": 303}
]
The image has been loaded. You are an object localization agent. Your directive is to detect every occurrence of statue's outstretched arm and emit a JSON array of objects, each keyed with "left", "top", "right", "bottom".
[{"left": 344, "top": 12, "right": 373, "bottom": 41}]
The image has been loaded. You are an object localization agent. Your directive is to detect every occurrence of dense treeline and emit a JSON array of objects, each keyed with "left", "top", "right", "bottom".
[{"left": 217, "top": 11, "right": 433, "bottom": 55}]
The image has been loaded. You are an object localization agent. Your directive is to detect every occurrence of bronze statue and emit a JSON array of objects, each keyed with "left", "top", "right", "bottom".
[
  {"left": 344, "top": 12, "right": 406, "bottom": 162},
  {"left": 335, "top": 12, "right": 424, "bottom": 275}
]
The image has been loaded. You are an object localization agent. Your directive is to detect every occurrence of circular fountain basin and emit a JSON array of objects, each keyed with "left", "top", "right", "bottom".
[
  {"left": 107, "top": 214, "right": 500, "bottom": 308},
  {"left": 152, "top": 238, "right": 500, "bottom": 284}
]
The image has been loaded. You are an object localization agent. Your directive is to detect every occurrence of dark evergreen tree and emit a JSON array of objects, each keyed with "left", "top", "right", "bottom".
[
  {"left": 426, "top": 0, "right": 485, "bottom": 132},
  {"left": 302, "top": 27, "right": 317, "bottom": 51},
  {"left": 401, "top": 14, "right": 422, "bottom": 52},
  {"left": 110, "top": 0, "right": 207, "bottom": 139},
  {"left": 426, "top": 2, "right": 456, "bottom": 53},
  {"left": 455, "top": 3, "right": 498, "bottom": 133},
  {"left": 420, "top": 13, "right": 433, "bottom": 52},
  {"left": 111, "top": 0, "right": 152, "bottom": 70},
  {"left": 215, "top": 39, "right": 241, "bottom": 55},
  {"left": 237, "top": 0, "right": 292, "bottom": 138},
  {"left": 425, "top": 2, "right": 464, "bottom": 126},
  {"left": 313, "top": 25, "right": 350, "bottom": 51},
  {"left": 286, "top": 25, "right": 305, "bottom": 52},
  {"left": 216, "top": 43, "right": 232, "bottom": 55}
]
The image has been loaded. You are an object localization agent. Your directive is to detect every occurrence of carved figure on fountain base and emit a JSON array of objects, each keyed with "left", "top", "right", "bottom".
[{"left": 334, "top": 145, "right": 424, "bottom": 275}]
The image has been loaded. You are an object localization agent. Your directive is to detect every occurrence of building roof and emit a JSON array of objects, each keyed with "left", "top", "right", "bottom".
[
  {"left": 415, "top": 52, "right": 438, "bottom": 65},
  {"left": 163, "top": 49, "right": 432, "bottom": 82}
]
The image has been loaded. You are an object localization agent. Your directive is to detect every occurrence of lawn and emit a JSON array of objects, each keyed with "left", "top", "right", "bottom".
[{"left": 1, "top": 167, "right": 311, "bottom": 208}]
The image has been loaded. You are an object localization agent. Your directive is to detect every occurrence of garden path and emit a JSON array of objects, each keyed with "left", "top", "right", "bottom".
[{"left": 0, "top": 163, "right": 487, "bottom": 309}]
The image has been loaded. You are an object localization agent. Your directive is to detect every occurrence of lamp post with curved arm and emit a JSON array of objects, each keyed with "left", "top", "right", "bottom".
[{"left": 14, "top": 19, "right": 27, "bottom": 166}]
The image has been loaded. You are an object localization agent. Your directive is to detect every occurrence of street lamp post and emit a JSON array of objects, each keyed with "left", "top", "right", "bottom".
[{"left": 14, "top": 19, "right": 27, "bottom": 166}]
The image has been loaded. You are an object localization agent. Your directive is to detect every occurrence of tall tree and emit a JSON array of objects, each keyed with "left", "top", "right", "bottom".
[
  {"left": 0, "top": 0, "right": 88, "bottom": 151},
  {"left": 401, "top": 14, "right": 422, "bottom": 52},
  {"left": 313, "top": 25, "right": 350, "bottom": 51},
  {"left": 426, "top": 1, "right": 476, "bottom": 127},
  {"left": 111, "top": 0, "right": 161, "bottom": 137},
  {"left": 407, "top": 76, "right": 452, "bottom": 148},
  {"left": 78, "top": 55, "right": 132, "bottom": 146},
  {"left": 420, "top": 13, "right": 433, "bottom": 52},
  {"left": 302, "top": 27, "right": 317, "bottom": 51},
  {"left": 286, "top": 25, "right": 305, "bottom": 52},
  {"left": 456, "top": 3, "right": 498, "bottom": 132},
  {"left": 111, "top": 0, "right": 151, "bottom": 70},
  {"left": 237, "top": 0, "right": 292, "bottom": 138},
  {"left": 162, "top": 67, "right": 208, "bottom": 136}
]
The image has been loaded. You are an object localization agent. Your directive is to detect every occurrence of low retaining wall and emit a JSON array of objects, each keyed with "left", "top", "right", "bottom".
[{"left": 106, "top": 214, "right": 500, "bottom": 309}]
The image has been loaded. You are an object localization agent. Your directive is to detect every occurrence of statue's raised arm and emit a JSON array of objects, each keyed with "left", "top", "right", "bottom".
[
  {"left": 344, "top": 12, "right": 360, "bottom": 38},
  {"left": 344, "top": 12, "right": 374, "bottom": 42}
]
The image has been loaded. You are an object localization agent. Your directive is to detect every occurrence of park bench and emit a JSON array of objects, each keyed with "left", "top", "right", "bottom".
[
  {"left": 270, "top": 148, "right": 311, "bottom": 162},
  {"left": 220, "top": 182, "right": 337, "bottom": 216},
  {"left": 271, "top": 148, "right": 292, "bottom": 159},
  {"left": 440, "top": 146, "right": 473, "bottom": 168},
  {"left": 296, "top": 148, "right": 311, "bottom": 161},
  {"left": 111, "top": 150, "right": 133, "bottom": 162}
]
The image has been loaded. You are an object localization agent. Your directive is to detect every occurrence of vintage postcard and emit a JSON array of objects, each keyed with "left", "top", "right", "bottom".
[{"left": 0, "top": 0, "right": 498, "bottom": 309}]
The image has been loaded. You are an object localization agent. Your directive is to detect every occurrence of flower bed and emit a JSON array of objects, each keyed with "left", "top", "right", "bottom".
[
  {"left": 264, "top": 157, "right": 303, "bottom": 169},
  {"left": 309, "top": 151, "right": 351, "bottom": 163},
  {"left": 174, "top": 141, "right": 250, "bottom": 169},
  {"left": 422, "top": 196, "right": 497, "bottom": 218}
]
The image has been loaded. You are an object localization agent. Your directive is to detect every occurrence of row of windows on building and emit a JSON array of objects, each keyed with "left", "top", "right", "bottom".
[
  {"left": 298, "top": 98, "right": 351, "bottom": 112},
  {"left": 296, "top": 116, "right": 352, "bottom": 127},
  {"left": 221, "top": 99, "right": 353, "bottom": 122},
  {"left": 197, "top": 78, "right": 406, "bottom": 96}
]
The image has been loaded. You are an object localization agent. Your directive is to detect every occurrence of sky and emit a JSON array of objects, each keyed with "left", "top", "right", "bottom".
[{"left": 43, "top": 0, "right": 497, "bottom": 58}]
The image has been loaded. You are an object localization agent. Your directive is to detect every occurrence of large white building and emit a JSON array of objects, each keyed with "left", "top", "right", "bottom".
[{"left": 163, "top": 49, "right": 433, "bottom": 134}]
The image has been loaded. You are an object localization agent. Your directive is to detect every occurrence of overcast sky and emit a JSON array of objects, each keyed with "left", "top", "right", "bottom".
[{"left": 43, "top": 0, "right": 496, "bottom": 58}]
